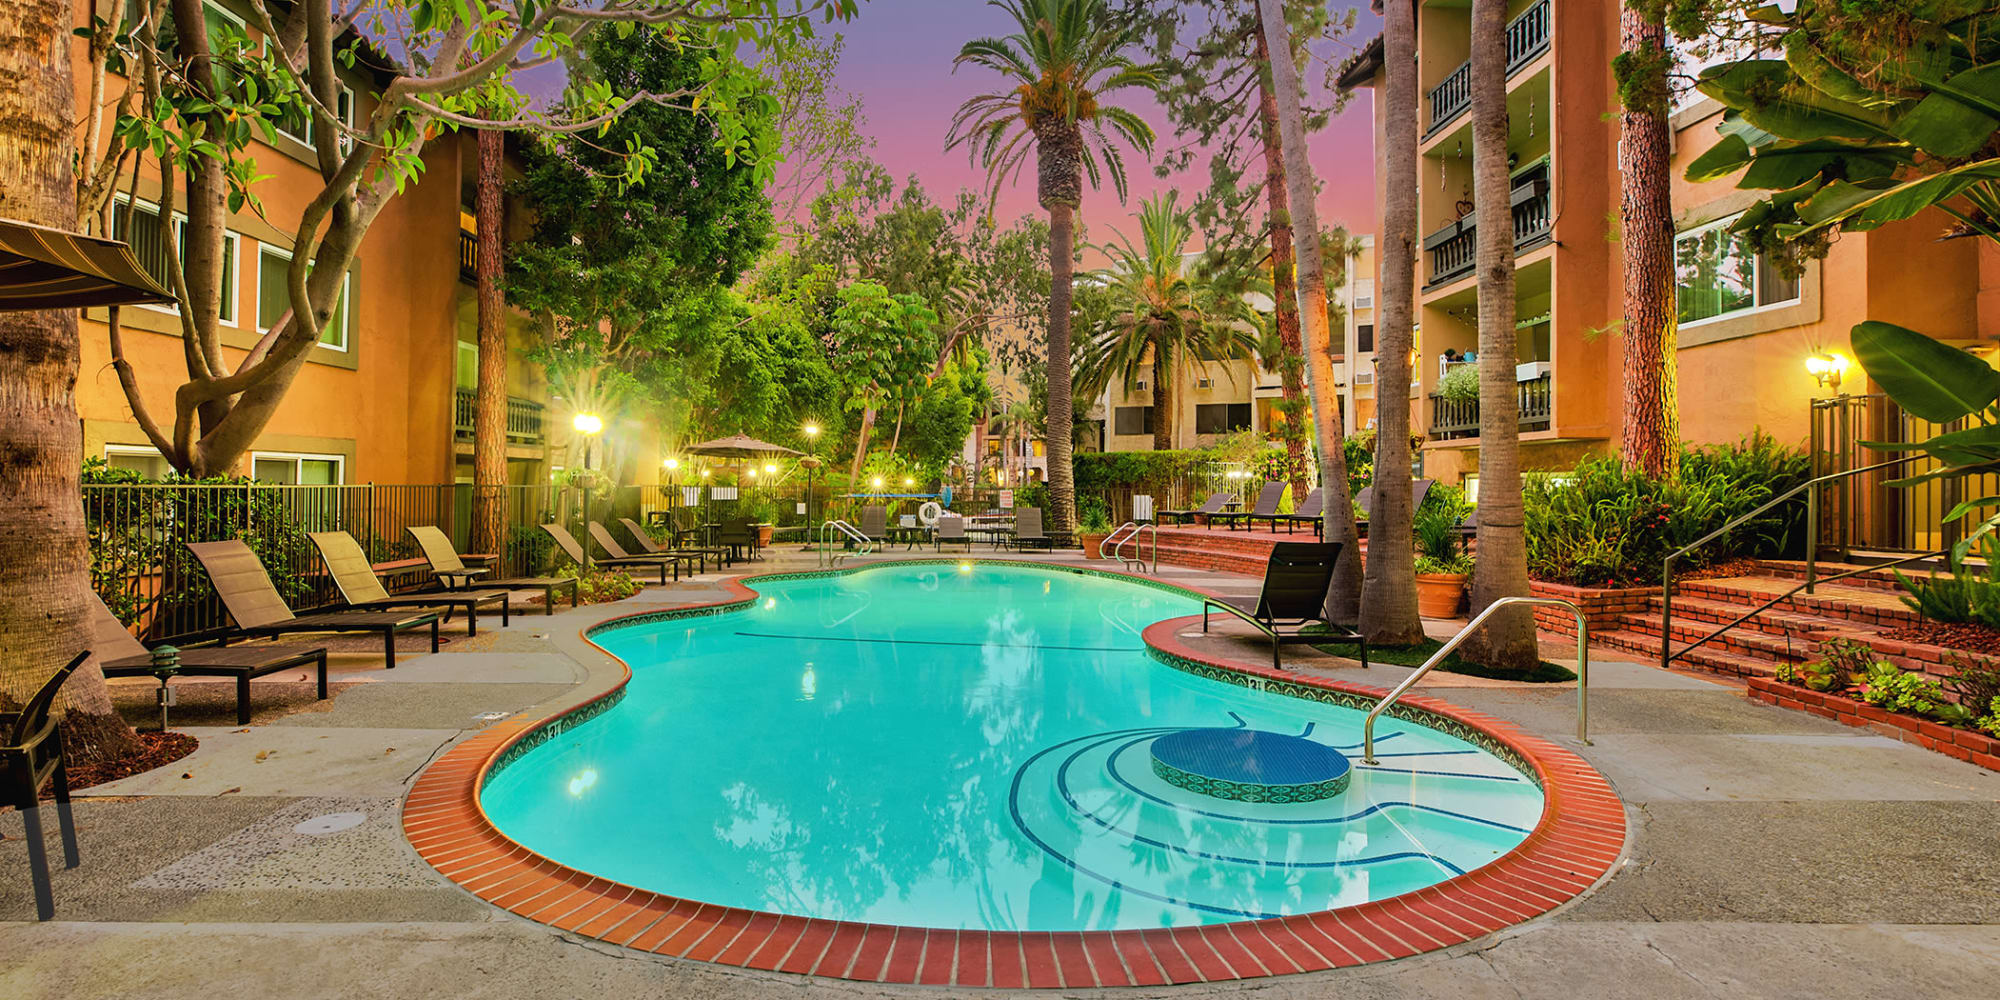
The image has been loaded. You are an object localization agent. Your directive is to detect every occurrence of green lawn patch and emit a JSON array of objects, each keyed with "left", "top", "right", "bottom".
[{"left": 1309, "top": 635, "right": 1576, "bottom": 683}]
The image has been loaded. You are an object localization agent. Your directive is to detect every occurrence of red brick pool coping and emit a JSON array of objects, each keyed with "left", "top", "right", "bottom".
[{"left": 403, "top": 559, "right": 1627, "bottom": 987}]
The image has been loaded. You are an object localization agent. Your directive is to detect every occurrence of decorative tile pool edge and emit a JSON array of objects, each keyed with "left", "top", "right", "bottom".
[{"left": 404, "top": 558, "right": 1628, "bottom": 989}]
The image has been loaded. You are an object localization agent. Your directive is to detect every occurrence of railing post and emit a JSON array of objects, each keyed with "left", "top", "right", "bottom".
[
  {"left": 1660, "top": 554, "right": 1673, "bottom": 671},
  {"left": 1805, "top": 486, "right": 1818, "bottom": 595}
]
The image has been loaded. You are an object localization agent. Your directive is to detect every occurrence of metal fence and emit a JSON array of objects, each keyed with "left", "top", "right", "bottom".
[{"left": 1810, "top": 393, "right": 1995, "bottom": 558}]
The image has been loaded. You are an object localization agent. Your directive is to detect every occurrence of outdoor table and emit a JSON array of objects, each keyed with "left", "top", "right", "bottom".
[{"left": 886, "top": 524, "right": 932, "bottom": 550}]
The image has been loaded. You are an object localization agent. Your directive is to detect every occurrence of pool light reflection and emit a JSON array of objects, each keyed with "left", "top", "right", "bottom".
[{"left": 567, "top": 769, "right": 599, "bottom": 796}]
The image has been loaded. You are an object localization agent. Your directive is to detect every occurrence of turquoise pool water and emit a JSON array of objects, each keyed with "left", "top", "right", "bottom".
[{"left": 479, "top": 563, "right": 1544, "bottom": 931}]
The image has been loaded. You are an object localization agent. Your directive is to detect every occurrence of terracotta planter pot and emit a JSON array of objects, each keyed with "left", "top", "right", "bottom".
[
  {"left": 1079, "top": 533, "right": 1109, "bottom": 559},
  {"left": 1415, "top": 573, "right": 1467, "bottom": 619},
  {"left": 757, "top": 525, "right": 774, "bottom": 547}
]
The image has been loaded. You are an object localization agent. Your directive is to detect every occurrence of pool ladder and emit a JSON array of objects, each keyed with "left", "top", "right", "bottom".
[
  {"left": 817, "top": 519, "right": 875, "bottom": 568},
  {"left": 1103, "top": 521, "right": 1157, "bottom": 574}
]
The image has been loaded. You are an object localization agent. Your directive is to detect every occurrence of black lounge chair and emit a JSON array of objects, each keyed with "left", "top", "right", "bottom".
[
  {"left": 1274, "top": 487, "right": 1325, "bottom": 536},
  {"left": 1159, "top": 491, "right": 1230, "bottom": 525},
  {"left": 88, "top": 592, "right": 326, "bottom": 726},
  {"left": 406, "top": 525, "right": 578, "bottom": 614},
  {"left": 619, "top": 517, "right": 725, "bottom": 574},
  {"left": 935, "top": 514, "right": 973, "bottom": 552},
  {"left": 539, "top": 523, "right": 674, "bottom": 583},
  {"left": 1202, "top": 541, "right": 1368, "bottom": 669},
  {"left": 3, "top": 651, "right": 85, "bottom": 920},
  {"left": 1355, "top": 479, "right": 1434, "bottom": 538},
  {"left": 186, "top": 540, "right": 439, "bottom": 668},
  {"left": 1012, "top": 507, "right": 1053, "bottom": 551},
  {"left": 856, "top": 505, "right": 888, "bottom": 543},
  {"left": 1209, "top": 481, "right": 1285, "bottom": 532},
  {"left": 716, "top": 516, "right": 760, "bottom": 562},
  {"left": 590, "top": 521, "right": 701, "bottom": 577},
  {"left": 307, "top": 531, "right": 511, "bottom": 634}
]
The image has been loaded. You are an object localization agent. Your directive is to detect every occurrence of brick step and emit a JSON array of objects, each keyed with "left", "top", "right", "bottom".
[
  {"left": 1616, "top": 612, "right": 1823, "bottom": 664},
  {"left": 1592, "top": 628, "right": 1782, "bottom": 679},
  {"left": 1672, "top": 578, "right": 1916, "bottom": 627},
  {"left": 1650, "top": 593, "right": 1865, "bottom": 639},
  {"left": 1756, "top": 559, "right": 1923, "bottom": 591}
]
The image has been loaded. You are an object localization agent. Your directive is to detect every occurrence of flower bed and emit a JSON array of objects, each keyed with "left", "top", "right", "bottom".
[{"left": 1747, "top": 677, "right": 2000, "bottom": 773}]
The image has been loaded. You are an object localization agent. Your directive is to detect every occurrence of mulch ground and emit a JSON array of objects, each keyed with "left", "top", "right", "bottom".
[
  {"left": 1676, "top": 557, "right": 1767, "bottom": 582},
  {"left": 1878, "top": 620, "right": 2000, "bottom": 656},
  {"left": 53, "top": 731, "right": 199, "bottom": 797}
]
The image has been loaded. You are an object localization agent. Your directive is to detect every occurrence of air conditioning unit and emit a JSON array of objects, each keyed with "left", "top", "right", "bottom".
[
  {"left": 1196, "top": 376, "right": 1215, "bottom": 389},
  {"left": 1354, "top": 371, "right": 1375, "bottom": 385},
  {"left": 1355, "top": 296, "right": 1374, "bottom": 309},
  {"left": 1135, "top": 379, "right": 1148, "bottom": 391}
]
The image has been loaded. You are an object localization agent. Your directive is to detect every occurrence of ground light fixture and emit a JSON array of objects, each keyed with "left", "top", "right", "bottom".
[
  {"left": 572, "top": 412, "right": 605, "bottom": 571},
  {"left": 1806, "top": 351, "right": 1850, "bottom": 391}
]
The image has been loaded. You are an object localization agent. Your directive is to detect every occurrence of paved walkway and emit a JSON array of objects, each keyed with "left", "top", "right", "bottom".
[{"left": 4, "top": 547, "right": 1997, "bottom": 999}]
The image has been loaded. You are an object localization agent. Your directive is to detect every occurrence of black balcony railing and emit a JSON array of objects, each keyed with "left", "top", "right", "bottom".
[
  {"left": 1421, "top": 176, "right": 1553, "bottom": 288},
  {"left": 458, "top": 229, "right": 477, "bottom": 282},
  {"left": 1425, "top": 0, "right": 1553, "bottom": 136},
  {"left": 1429, "top": 372, "right": 1553, "bottom": 439},
  {"left": 453, "top": 387, "right": 547, "bottom": 445}
]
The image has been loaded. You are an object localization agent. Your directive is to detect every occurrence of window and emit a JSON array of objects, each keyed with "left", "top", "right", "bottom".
[
  {"left": 1195, "top": 403, "right": 1253, "bottom": 435},
  {"left": 273, "top": 82, "right": 355, "bottom": 152},
  {"left": 104, "top": 444, "right": 172, "bottom": 480},
  {"left": 1113, "top": 406, "right": 1153, "bottom": 436},
  {"left": 1675, "top": 215, "right": 1798, "bottom": 325},
  {"left": 251, "top": 452, "right": 343, "bottom": 484},
  {"left": 257, "top": 244, "right": 351, "bottom": 349},
  {"left": 1134, "top": 378, "right": 1148, "bottom": 392},
  {"left": 111, "top": 197, "right": 238, "bottom": 324},
  {"left": 1356, "top": 324, "right": 1376, "bottom": 353},
  {"left": 128, "top": 1, "right": 245, "bottom": 83},
  {"left": 456, "top": 341, "right": 479, "bottom": 390},
  {"left": 1196, "top": 376, "right": 1215, "bottom": 390}
]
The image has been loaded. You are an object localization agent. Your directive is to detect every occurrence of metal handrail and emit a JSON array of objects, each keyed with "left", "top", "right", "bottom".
[
  {"left": 1362, "top": 596, "right": 1588, "bottom": 764},
  {"left": 1102, "top": 521, "right": 1139, "bottom": 555},
  {"left": 1662, "top": 547, "right": 1944, "bottom": 668},
  {"left": 1113, "top": 521, "right": 1157, "bottom": 573},
  {"left": 817, "top": 519, "right": 873, "bottom": 567}
]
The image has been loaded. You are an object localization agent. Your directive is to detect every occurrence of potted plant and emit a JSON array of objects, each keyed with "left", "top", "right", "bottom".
[
  {"left": 1413, "top": 492, "right": 1472, "bottom": 618},
  {"left": 1415, "top": 552, "right": 1473, "bottom": 618},
  {"left": 1078, "top": 498, "right": 1113, "bottom": 559}
]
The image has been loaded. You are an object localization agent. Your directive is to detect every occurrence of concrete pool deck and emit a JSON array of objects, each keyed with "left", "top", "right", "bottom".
[{"left": 4, "top": 546, "right": 1998, "bottom": 999}]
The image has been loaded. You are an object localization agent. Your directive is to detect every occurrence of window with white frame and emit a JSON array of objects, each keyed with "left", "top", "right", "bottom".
[
  {"left": 256, "top": 244, "right": 352, "bottom": 350},
  {"left": 103, "top": 444, "right": 173, "bottom": 481},
  {"left": 250, "top": 451, "right": 344, "bottom": 484},
  {"left": 272, "top": 80, "right": 355, "bottom": 152},
  {"left": 1675, "top": 215, "right": 1799, "bottom": 326},
  {"left": 111, "top": 196, "right": 238, "bottom": 324}
]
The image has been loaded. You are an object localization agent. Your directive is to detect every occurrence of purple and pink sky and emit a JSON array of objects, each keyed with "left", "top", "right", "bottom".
[{"left": 817, "top": 0, "right": 1381, "bottom": 243}]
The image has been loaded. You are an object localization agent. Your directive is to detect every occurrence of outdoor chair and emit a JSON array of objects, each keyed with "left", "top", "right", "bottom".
[
  {"left": 538, "top": 524, "right": 675, "bottom": 583},
  {"left": 185, "top": 540, "right": 440, "bottom": 668},
  {"left": 1159, "top": 491, "right": 1230, "bottom": 525},
  {"left": 1012, "top": 507, "right": 1053, "bottom": 551},
  {"left": 1273, "top": 487, "right": 1325, "bottom": 536},
  {"left": 3, "top": 651, "right": 86, "bottom": 921},
  {"left": 589, "top": 521, "right": 701, "bottom": 577},
  {"left": 1354, "top": 479, "right": 1434, "bottom": 538},
  {"left": 406, "top": 525, "right": 578, "bottom": 614},
  {"left": 1202, "top": 542, "right": 1369, "bottom": 670},
  {"left": 307, "top": 531, "right": 511, "bottom": 634},
  {"left": 88, "top": 591, "right": 326, "bottom": 726},
  {"left": 619, "top": 517, "right": 725, "bottom": 574},
  {"left": 716, "top": 517, "right": 760, "bottom": 562},
  {"left": 671, "top": 507, "right": 709, "bottom": 548},
  {"left": 1209, "top": 481, "right": 1286, "bottom": 531},
  {"left": 857, "top": 505, "right": 888, "bottom": 543},
  {"left": 935, "top": 515, "right": 973, "bottom": 552}
]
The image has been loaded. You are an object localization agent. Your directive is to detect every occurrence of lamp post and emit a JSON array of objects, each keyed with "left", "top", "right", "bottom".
[
  {"left": 802, "top": 422, "right": 821, "bottom": 541},
  {"left": 573, "top": 412, "right": 604, "bottom": 571}
]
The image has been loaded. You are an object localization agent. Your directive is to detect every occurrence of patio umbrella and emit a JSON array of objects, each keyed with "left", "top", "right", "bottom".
[
  {"left": 0, "top": 216, "right": 174, "bottom": 311},
  {"left": 682, "top": 435, "right": 804, "bottom": 460}
]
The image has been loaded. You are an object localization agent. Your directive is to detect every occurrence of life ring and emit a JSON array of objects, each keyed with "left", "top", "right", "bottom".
[{"left": 918, "top": 501, "right": 944, "bottom": 526}]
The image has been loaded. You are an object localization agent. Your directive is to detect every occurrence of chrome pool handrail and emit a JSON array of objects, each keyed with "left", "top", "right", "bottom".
[
  {"left": 1360, "top": 596, "right": 1589, "bottom": 764},
  {"left": 817, "top": 519, "right": 873, "bottom": 567},
  {"left": 1112, "top": 521, "right": 1157, "bottom": 574}
]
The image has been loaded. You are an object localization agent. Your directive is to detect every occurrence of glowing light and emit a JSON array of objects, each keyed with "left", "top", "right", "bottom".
[
  {"left": 764, "top": 463, "right": 778, "bottom": 474},
  {"left": 764, "top": 597, "right": 777, "bottom": 610},
  {"left": 871, "top": 476, "right": 884, "bottom": 489},
  {"left": 567, "top": 769, "right": 599, "bottom": 796},
  {"left": 663, "top": 457, "right": 679, "bottom": 471},
  {"left": 700, "top": 469, "right": 711, "bottom": 479},
  {"left": 747, "top": 467, "right": 758, "bottom": 478},
  {"left": 571, "top": 412, "right": 604, "bottom": 435},
  {"left": 802, "top": 422, "right": 821, "bottom": 439},
  {"left": 903, "top": 477, "right": 915, "bottom": 487},
  {"left": 1806, "top": 351, "right": 1850, "bottom": 390},
  {"left": 957, "top": 562, "right": 973, "bottom": 573}
]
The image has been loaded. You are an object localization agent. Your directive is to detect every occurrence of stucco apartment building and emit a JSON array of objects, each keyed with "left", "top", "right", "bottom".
[
  {"left": 1338, "top": 0, "right": 1998, "bottom": 500},
  {"left": 70, "top": 0, "right": 557, "bottom": 488}
]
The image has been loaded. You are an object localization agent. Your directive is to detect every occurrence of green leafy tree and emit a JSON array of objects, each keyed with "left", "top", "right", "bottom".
[{"left": 828, "top": 283, "right": 941, "bottom": 480}]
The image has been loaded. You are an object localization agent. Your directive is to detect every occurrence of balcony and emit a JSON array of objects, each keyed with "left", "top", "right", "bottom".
[
  {"left": 453, "top": 387, "right": 547, "bottom": 445},
  {"left": 1421, "top": 175, "right": 1553, "bottom": 289},
  {"left": 458, "top": 229, "right": 477, "bottom": 283},
  {"left": 1424, "top": 0, "right": 1552, "bottom": 137},
  {"left": 1429, "top": 370, "right": 1552, "bottom": 440}
]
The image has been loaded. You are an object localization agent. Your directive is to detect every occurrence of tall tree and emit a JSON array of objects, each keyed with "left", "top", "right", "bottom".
[
  {"left": 1462, "top": 0, "right": 1539, "bottom": 672},
  {"left": 1616, "top": 1, "right": 1679, "bottom": 478},
  {"left": 948, "top": 0, "right": 1161, "bottom": 541},
  {"left": 0, "top": 0, "right": 140, "bottom": 762},
  {"left": 1256, "top": 0, "right": 1363, "bottom": 623},
  {"left": 471, "top": 127, "right": 507, "bottom": 557},
  {"left": 1360, "top": 0, "right": 1425, "bottom": 645}
]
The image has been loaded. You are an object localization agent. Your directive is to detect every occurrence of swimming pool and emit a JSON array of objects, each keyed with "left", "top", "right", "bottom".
[{"left": 476, "top": 562, "right": 1547, "bottom": 933}]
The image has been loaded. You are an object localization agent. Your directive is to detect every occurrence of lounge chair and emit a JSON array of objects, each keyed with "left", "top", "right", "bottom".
[
  {"left": 184, "top": 540, "right": 439, "bottom": 668},
  {"left": 589, "top": 521, "right": 700, "bottom": 578},
  {"left": 1202, "top": 541, "right": 1369, "bottom": 669},
  {"left": 857, "top": 505, "right": 888, "bottom": 543},
  {"left": 1012, "top": 507, "right": 1053, "bottom": 551},
  {"left": 1209, "top": 481, "right": 1285, "bottom": 532},
  {"left": 1159, "top": 491, "right": 1230, "bottom": 525},
  {"left": 1273, "top": 487, "right": 1324, "bottom": 536},
  {"left": 935, "top": 515, "right": 973, "bottom": 552},
  {"left": 1354, "top": 479, "right": 1434, "bottom": 538},
  {"left": 88, "top": 591, "right": 326, "bottom": 725},
  {"left": 306, "top": 531, "right": 511, "bottom": 634},
  {"left": 538, "top": 523, "right": 674, "bottom": 583},
  {"left": 3, "top": 651, "right": 85, "bottom": 920},
  {"left": 405, "top": 525, "right": 578, "bottom": 614},
  {"left": 669, "top": 507, "right": 712, "bottom": 549},
  {"left": 619, "top": 517, "right": 726, "bottom": 573},
  {"left": 716, "top": 516, "right": 759, "bottom": 562}
]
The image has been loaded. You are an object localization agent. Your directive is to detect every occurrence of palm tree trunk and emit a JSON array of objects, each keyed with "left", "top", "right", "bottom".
[
  {"left": 1045, "top": 199, "right": 1079, "bottom": 540},
  {"left": 1152, "top": 337, "right": 1174, "bottom": 451},
  {"left": 1253, "top": 14, "right": 1313, "bottom": 502},
  {"left": 1359, "top": 0, "right": 1426, "bottom": 645},
  {"left": 1257, "top": 0, "right": 1359, "bottom": 623},
  {"left": 1462, "top": 0, "right": 1539, "bottom": 672},
  {"left": 1619, "top": 3, "right": 1679, "bottom": 479},
  {"left": 0, "top": 0, "right": 141, "bottom": 765},
  {"left": 471, "top": 127, "right": 508, "bottom": 557}
]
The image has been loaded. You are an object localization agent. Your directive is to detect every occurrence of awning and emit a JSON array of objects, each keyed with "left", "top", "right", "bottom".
[{"left": 0, "top": 216, "right": 175, "bottom": 312}]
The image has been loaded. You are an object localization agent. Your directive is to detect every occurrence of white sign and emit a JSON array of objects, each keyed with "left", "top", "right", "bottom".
[
  {"left": 998, "top": 490, "right": 1014, "bottom": 509},
  {"left": 711, "top": 486, "right": 739, "bottom": 501},
  {"left": 795, "top": 502, "right": 807, "bottom": 515}
]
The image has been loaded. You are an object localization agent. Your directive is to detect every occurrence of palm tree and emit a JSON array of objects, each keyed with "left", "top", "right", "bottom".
[
  {"left": 948, "top": 0, "right": 1161, "bottom": 540},
  {"left": 1077, "top": 193, "right": 1262, "bottom": 451},
  {"left": 1462, "top": 0, "right": 1539, "bottom": 672},
  {"left": 1619, "top": 3, "right": 1679, "bottom": 478}
]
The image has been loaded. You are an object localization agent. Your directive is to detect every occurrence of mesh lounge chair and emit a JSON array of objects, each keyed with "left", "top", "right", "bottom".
[
  {"left": 590, "top": 521, "right": 700, "bottom": 578},
  {"left": 1274, "top": 487, "right": 1324, "bottom": 536},
  {"left": 857, "top": 505, "right": 888, "bottom": 542},
  {"left": 88, "top": 591, "right": 326, "bottom": 725},
  {"left": 4, "top": 651, "right": 86, "bottom": 920},
  {"left": 1012, "top": 507, "right": 1053, "bottom": 551},
  {"left": 935, "top": 514, "right": 973, "bottom": 552},
  {"left": 405, "top": 525, "right": 578, "bottom": 614},
  {"left": 1354, "top": 479, "right": 1434, "bottom": 538},
  {"left": 307, "top": 531, "right": 511, "bottom": 634},
  {"left": 1202, "top": 541, "right": 1369, "bottom": 669},
  {"left": 1209, "top": 481, "right": 1285, "bottom": 532},
  {"left": 1159, "top": 491, "right": 1230, "bottom": 525},
  {"left": 185, "top": 540, "right": 439, "bottom": 668},
  {"left": 538, "top": 523, "right": 674, "bottom": 583},
  {"left": 619, "top": 517, "right": 725, "bottom": 574}
]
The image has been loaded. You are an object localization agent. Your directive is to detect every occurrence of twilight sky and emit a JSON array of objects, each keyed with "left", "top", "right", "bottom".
[{"left": 817, "top": 0, "right": 1381, "bottom": 245}]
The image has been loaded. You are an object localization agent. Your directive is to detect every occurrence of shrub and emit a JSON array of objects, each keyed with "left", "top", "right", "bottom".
[
  {"left": 1859, "top": 661, "right": 1948, "bottom": 715},
  {"left": 1942, "top": 654, "right": 2000, "bottom": 722},
  {"left": 572, "top": 569, "right": 641, "bottom": 605},
  {"left": 1795, "top": 637, "right": 1873, "bottom": 692},
  {"left": 1893, "top": 543, "right": 2000, "bottom": 628},
  {"left": 1435, "top": 363, "right": 1479, "bottom": 403}
]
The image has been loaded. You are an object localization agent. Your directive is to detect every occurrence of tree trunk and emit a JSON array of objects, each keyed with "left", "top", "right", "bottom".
[
  {"left": 1619, "top": 3, "right": 1679, "bottom": 479},
  {"left": 1359, "top": 0, "right": 1426, "bottom": 646},
  {"left": 1253, "top": 14, "right": 1313, "bottom": 503},
  {"left": 849, "top": 406, "right": 876, "bottom": 483},
  {"left": 1043, "top": 197, "right": 1079, "bottom": 539},
  {"left": 471, "top": 127, "right": 509, "bottom": 558},
  {"left": 0, "top": 0, "right": 141, "bottom": 765},
  {"left": 1257, "top": 0, "right": 1359, "bottom": 624},
  {"left": 1462, "top": 0, "right": 1539, "bottom": 672},
  {"left": 1152, "top": 337, "right": 1174, "bottom": 451},
  {"left": 888, "top": 400, "right": 905, "bottom": 455}
]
